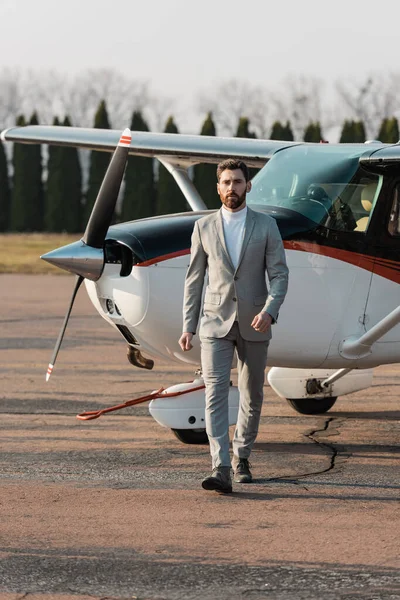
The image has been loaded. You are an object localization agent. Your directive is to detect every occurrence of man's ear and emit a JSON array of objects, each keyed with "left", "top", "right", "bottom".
[
  {"left": 216, "top": 182, "right": 220, "bottom": 195},
  {"left": 246, "top": 181, "right": 252, "bottom": 193}
]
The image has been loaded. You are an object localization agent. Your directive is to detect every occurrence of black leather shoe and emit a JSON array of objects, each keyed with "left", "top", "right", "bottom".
[
  {"left": 233, "top": 457, "right": 253, "bottom": 483},
  {"left": 201, "top": 466, "right": 232, "bottom": 493}
]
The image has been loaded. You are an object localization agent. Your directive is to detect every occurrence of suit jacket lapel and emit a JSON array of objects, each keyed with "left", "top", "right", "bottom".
[
  {"left": 235, "top": 207, "right": 256, "bottom": 274},
  {"left": 214, "top": 209, "right": 235, "bottom": 271}
]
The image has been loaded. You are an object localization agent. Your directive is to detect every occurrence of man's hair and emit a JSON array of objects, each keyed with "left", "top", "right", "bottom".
[{"left": 216, "top": 159, "right": 250, "bottom": 182}]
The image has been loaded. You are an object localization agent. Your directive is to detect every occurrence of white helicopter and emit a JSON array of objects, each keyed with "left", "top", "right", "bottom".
[{"left": 2, "top": 125, "right": 400, "bottom": 444}]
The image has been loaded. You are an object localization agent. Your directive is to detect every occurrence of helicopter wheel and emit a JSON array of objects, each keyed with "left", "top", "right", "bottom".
[
  {"left": 286, "top": 396, "right": 338, "bottom": 415},
  {"left": 172, "top": 428, "right": 209, "bottom": 445}
]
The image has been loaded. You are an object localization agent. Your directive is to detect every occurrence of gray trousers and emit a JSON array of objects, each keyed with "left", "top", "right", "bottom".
[{"left": 200, "top": 322, "right": 269, "bottom": 468}]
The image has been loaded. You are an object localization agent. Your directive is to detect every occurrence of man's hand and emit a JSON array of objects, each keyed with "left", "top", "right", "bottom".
[
  {"left": 251, "top": 311, "right": 272, "bottom": 333},
  {"left": 179, "top": 332, "right": 194, "bottom": 351}
]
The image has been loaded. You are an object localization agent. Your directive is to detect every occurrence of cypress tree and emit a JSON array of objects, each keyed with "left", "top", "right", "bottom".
[
  {"left": 11, "top": 113, "right": 44, "bottom": 231},
  {"left": 378, "top": 117, "right": 399, "bottom": 143},
  {"left": 303, "top": 122, "right": 323, "bottom": 142},
  {"left": 388, "top": 118, "right": 400, "bottom": 143},
  {"left": 61, "top": 116, "right": 82, "bottom": 232},
  {"left": 282, "top": 121, "right": 294, "bottom": 141},
  {"left": 270, "top": 121, "right": 284, "bottom": 140},
  {"left": 45, "top": 117, "right": 63, "bottom": 231},
  {"left": 84, "top": 100, "right": 111, "bottom": 222},
  {"left": 10, "top": 115, "right": 26, "bottom": 231},
  {"left": 340, "top": 120, "right": 366, "bottom": 143},
  {"left": 193, "top": 112, "right": 219, "bottom": 209},
  {"left": 0, "top": 137, "right": 10, "bottom": 231},
  {"left": 354, "top": 121, "right": 366, "bottom": 142},
  {"left": 270, "top": 121, "right": 294, "bottom": 141},
  {"left": 339, "top": 120, "right": 352, "bottom": 143},
  {"left": 46, "top": 116, "right": 82, "bottom": 232},
  {"left": 236, "top": 116, "right": 256, "bottom": 139},
  {"left": 121, "top": 111, "right": 155, "bottom": 221},
  {"left": 235, "top": 117, "right": 258, "bottom": 179},
  {"left": 377, "top": 118, "right": 389, "bottom": 142},
  {"left": 157, "top": 116, "right": 187, "bottom": 215},
  {"left": 28, "top": 112, "right": 45, "bottom": 231}
]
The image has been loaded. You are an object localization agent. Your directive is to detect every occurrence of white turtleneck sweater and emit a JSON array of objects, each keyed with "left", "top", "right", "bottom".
[{"left": 221, "top": 204, "right": 248, "bottom": 269}]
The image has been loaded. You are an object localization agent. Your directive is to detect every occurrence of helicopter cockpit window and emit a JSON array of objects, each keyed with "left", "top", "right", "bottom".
[
  {"left": 248, "top": 145, "right": 382, "bottom": 233},
  {"left": 388, "top": 185, "right": 400, "bottom": 237}
]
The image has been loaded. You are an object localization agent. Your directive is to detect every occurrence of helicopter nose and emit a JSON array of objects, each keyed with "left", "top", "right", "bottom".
[{"left": 41, "top": 240, "right": 104, "bottom": 281}]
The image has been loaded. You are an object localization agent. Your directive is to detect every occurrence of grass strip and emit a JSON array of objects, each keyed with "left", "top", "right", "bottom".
[{"left": 0, "top": 233, "right": 83, "bottom": 274}]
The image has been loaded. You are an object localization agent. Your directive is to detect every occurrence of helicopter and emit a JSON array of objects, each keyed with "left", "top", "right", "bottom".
[{"left": 2, "top": 125, "right": 399, "bottom": 444}]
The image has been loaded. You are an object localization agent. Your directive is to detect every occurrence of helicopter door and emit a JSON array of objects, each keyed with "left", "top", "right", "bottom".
[{"left": 364, "top": 182, "right": 400, "bottom": 342}]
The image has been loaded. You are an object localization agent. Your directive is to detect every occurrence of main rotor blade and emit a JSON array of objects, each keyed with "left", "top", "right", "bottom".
[
  {"left": 83, "top": 128, "right": 131, "bottom": 248},
  {"left": 46, "top": 275, "right": 84, "bottom": 381}
]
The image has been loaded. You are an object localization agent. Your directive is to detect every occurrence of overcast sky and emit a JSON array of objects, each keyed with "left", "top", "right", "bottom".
[{"left": 1, "top": 0, "right": 400, "bottom": 132}]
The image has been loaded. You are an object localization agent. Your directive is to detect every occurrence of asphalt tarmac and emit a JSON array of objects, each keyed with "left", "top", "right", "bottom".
[{"left": 0, "top": 274, "right": 399, "bottom": 600}]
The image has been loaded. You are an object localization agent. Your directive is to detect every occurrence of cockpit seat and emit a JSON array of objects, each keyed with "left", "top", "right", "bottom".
[{"left": 355, "top": 182, "right": 377, "bottom": 231}]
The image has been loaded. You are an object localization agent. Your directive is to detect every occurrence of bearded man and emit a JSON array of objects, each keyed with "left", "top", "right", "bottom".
[{"left": 179, "top": 158, "right": 288, "bottom": 493}]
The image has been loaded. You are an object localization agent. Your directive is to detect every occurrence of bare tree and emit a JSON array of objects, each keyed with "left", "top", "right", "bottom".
[
  {"left": 245, "top": 87, "right": 272, "bottom": 139},
  {"left": 63, "top": 69, "right": 179, "bottom": 132},
  {"left": 336, "top": 72, "right": 400, "bottom": 138},
  {"left": 270, "top": 75, "right": 325, "bottom": 140},
  {"left": 0, "top": 68, "right": 27, "bottom": 127},
  {"left": 198, "top": 79, "right": 271, "bottom": 137},
  {"left": 62, "top": 68, "right": 151, "bottom": 127},
  {"left": 25, "top": 69, "right": 69, "bottom": 124},
  {"left": 147, "top": 95, "right": 179, "bottom": 132},
  {"left": 0, "top": 67, "right": 153, "bottom": 128}
]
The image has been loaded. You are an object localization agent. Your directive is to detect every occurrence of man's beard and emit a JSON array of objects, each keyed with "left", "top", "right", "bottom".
[{"left": 222, "top": 190, "right": 246, "bottom": 210}]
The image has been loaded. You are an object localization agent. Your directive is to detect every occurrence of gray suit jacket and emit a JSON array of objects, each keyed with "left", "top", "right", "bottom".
[{"left": 183, "top": 206, "right": 289, "bottom": 342}]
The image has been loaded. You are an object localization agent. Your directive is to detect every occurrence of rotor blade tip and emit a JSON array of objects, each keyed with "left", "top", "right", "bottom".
[
  {"left": 119, "top": 129, "right": 131, "bottom": 147},
  {"left": 46, "top": 364, "right": 54, "bottom": 382}
]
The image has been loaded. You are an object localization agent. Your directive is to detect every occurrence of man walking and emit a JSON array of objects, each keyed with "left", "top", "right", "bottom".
[{"left": 179, "top": 159, "right": 288, "bottom": 493}]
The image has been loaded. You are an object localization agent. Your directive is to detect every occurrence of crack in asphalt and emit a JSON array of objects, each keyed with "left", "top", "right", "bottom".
[
  {"left": 265, "top": 417, "right": 342, "bottom": 487},
  {"left": 305, "top": 416, "right": 339, "bottom": 473}
]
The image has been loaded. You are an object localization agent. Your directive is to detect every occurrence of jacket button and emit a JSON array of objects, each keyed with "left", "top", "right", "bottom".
[
  {"left": 234, "top": 276, "right": 238, "bottom": 281},
  {"left": 232, "top": 297, "right": 236, "bottom": 301}
]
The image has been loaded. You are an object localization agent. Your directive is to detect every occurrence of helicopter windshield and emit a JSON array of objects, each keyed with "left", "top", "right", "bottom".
[{"left": 248, "top": 145, "right": 381, "bottom": 232}]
